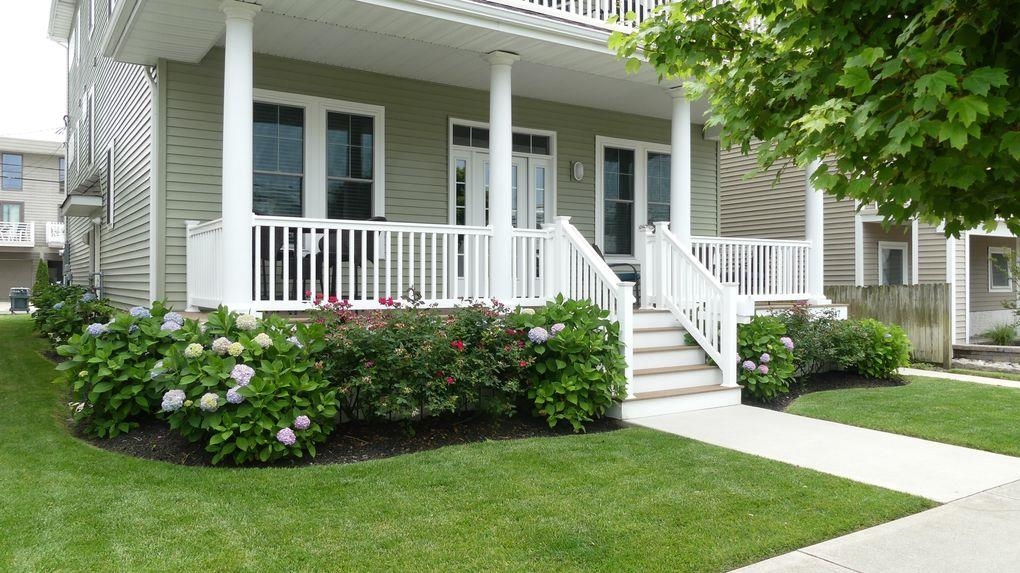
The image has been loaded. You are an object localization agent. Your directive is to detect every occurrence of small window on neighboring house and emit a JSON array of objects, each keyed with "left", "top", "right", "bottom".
[
  {"left": 1, "top": 154, "right": 23, "bottom": 191},
  {"left": 989, "top": 247, "right": 1013, "bottom": 292},
  {"left": 104, "top": 144, "right": 115, "bottom": 227},
  {"left": 0, "top": 202, "right": 23, "bottom": 222},
  {"left": 58, "top": 158, "right": 66, "bottom": 193},
  {"left": 879, "top": 242, "right": 908, "bottom": 286}
]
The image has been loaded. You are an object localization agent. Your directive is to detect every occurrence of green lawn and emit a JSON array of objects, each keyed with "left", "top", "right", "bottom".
[
  {"left": 789, "top": 376, "right": 1020, "bottom": 457},
  {"left": 0, "top": 316, "right": 931, "bottom": 572},
  {"left": 949, "top": 368, "right": 1020, "bottom": 383}
]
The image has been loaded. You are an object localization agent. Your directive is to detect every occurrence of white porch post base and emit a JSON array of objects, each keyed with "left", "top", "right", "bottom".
[
  {"left": 804, "top": 159, "right": 829, "bottom": 304},
  {"left": 485, "top": 51, "right": 519, "bottom": 301},
  {"left": 219, "top": 0, "right": 260, "bottom": 311},
  {"left": 669, "top": 87, "right": 692, "bottom": 247}
]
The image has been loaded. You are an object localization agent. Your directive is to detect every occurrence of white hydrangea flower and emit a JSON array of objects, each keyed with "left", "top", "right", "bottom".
[
  {"left": 183, "top": 343, "right": 204, "bottom": 359},
  {"left": 211, "top": 337, "right": 232, "bottom": 356},
  {"left": 236, "top": 314, "right": 258, "bottom": 331},
  {"left": 198, "top": 392, "right": 220, "bottom": 412},
  {"left": 227, "top": 342, "right": 244, "bottom": 357},
  {"left": 252, "top": 332, "right": 273, "bottom": 349}
]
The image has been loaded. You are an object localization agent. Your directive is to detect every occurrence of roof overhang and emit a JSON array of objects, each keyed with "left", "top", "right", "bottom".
[
  {"left": 48, "top": 0, "right": 78, "bottom": 42},
  {"left": 60, "top": 194, "right": 104, "bottom": 218}
]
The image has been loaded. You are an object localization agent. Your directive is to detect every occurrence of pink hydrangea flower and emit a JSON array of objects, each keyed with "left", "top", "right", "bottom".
[
  {"left": 741, "top": 360, "right": 756, "bottom": 371},
  {"left": 276, "top": 427, "right": 296, "bottom": 446},
  {"left": 757, "top": 364, "right": 769, "bottom": 375},
  {"left": 293, "top": 415, "right": 311, "bottom": 430},
  {"left": 780, "top": 336, "right": 795, "bottom": 350}
]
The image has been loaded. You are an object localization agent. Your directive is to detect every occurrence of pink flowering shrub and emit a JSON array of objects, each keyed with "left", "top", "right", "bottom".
[
  {"left": 736, "top": 316, "right": 796, "bottom": 401},
  {"left": 309, "top": 299, "right": 530, "bottom": 423},
  {"left": 158, "top": 307, "right": 337, "bottom": 464}
]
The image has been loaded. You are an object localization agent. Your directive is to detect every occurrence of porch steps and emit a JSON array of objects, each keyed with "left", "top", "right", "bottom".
[{"left": 610, "top": 310, "right": 741, "bottom": 420}]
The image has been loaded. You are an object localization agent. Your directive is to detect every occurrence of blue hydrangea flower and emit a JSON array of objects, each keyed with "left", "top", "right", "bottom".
[
  {"left": 741, "top": 360, "right": 756, "bottom": 371},
  {"left": 81, "top": 292, "right": 97, "bottom": 302},
  {"left": 277, "top": 427, "right": 297, "bottom": 446},
  {"left": 226, "top": 387, "right": 244, "bottom": 404},
  {"left": 759, "top": 353, "right": 771, "bottom": 364},
  {"left": 129, "top": 306, "right": 151, "bottom": 319},
  {"left": 550, "top": 323, "right": 566, "bottom": 336},
  {"left": 230, "top": 364, "right": 255, "bottom": 386},
  {"left": 286, "top": 336, "right": 303, "bottom": 349},
  {"left": 129, "top": 325, "right": 139, "bottom": 334},
  {"left": 163, "top": 311, "right": 184, "bottom": 326},
  {"left": 53, "top": 302, "right": 64, "bottom": 310},
  {"left": 86, "top": 323, "right": 107, "bottom": 336},
  {"left": 160, "top": 321, "right": 182, "bottom": 332},
  {"left": 161, "top": 389, "right": 186, "bottom": 412},
  {"left": 527, "top": 327, "right": 549, "bottom": 344}
]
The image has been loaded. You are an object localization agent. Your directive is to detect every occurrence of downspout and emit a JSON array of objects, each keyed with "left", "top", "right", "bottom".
[{"left": 144, "top": 62, "right": 164, "bottom": 302}]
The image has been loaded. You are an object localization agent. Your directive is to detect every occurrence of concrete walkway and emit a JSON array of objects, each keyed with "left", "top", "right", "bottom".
[
  {"left": 733, "top": 479, "right": 1020, "bottom": 573},
  {"left": 631, "top": 406, "right": 1020, "bottom": 503},
  {"left": 900, "top": 367, "right": 1020, "bottom": 390}
]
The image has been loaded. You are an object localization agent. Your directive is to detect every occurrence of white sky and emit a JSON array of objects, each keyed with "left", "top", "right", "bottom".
[{"left": 0, "top": 1, "right": 68, "bottom": 143}]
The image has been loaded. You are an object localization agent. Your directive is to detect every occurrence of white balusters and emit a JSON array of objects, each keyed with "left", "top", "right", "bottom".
[{"left": 690, "top": 236, "right": 811, "bottom": 301}]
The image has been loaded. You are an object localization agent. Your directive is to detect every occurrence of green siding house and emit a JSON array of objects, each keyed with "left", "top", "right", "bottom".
[{"left": 49, "top": 0, "right": 832, "bottom": 417}]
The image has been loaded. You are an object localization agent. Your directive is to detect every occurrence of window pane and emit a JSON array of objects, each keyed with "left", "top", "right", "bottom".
[
  {"left": 647, "top": 152, "right": 671, "bottom": 204},
  {"left": 2, "top": 154, "right": 23, "bottom": 191},
  {"left": 881, "top": 248, "right": 904, "bottom": 285},
  {"left": 1, "top": 203, "right": 22, "bottom": 222},
  {"left": 254, "top": 173, "right": 302, "bottom": 217},
  {"left": 328, "top": 112, "right": 373, "bottom": 180},
  {"left": 991, "top": 253, "right": 1011, "bottom": 288},
  {"left": 531, "top": 135, "right": 550, "bottom": 155},
  {"left": 604, "top": 202, "right": 633, "bottom": 256},
  {"left": 455, "top": 159, "right": 467, "bottom": 226},
  {"left": 253, "top": 136, "right": 278, "bottom": 172},
  {"left": 513, "top": 133, "right": 531, "bottom": 154},
  {"left": 452, "top": 125, "right": 471, "bottom": 147},
  {"left": 327, "top": 180, "right": 372, "bottom": 220},
  {"left": 535, "top": 165, "right": 546, "bottom": 226},
  {"left": 471, "top": 127, "right": 489, "bottom": 149},
  {"left": 648, "top": 203, "right": 670, "bottom": 224}
]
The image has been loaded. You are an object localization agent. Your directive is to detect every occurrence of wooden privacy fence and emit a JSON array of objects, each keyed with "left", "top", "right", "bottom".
[{"left": 825, "top": 284, "right": 952, "bottom": 367}]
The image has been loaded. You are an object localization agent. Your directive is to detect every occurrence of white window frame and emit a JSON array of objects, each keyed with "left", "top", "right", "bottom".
[
  {"left": 988, "top": 246, "right": 1013, "bottom": 292},
  {"left": 878, "top": 241, "right": 908, "bottom": 286},
  {"left": 446, "top": 118, "right": 557, "bottom": 227},
  {"left": 104, "top": 141, "right": 116, "bottom": 228},
  {"left": 252, "top": 89, "right": 385, "bottom": 219},
  {"left": 595, "top": 135, "right": 671, "bottom": 263}
]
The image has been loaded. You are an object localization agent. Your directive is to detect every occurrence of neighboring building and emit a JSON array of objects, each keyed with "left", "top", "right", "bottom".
[
  {"left": 48, "top": 0, "right": 842, "bottom": 417},
  {"left": 0, "top": 137, "right": 66, "bottom": 301},
  {"left": 720, "top": 143, "right": 1019, "bottom": 344}
]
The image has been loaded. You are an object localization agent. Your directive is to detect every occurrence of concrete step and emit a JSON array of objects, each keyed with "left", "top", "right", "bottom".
[
  {"left": 631, "top": 364, "right": 723, "bottom": 393},
  {"left": 609, "top": 385, "right": 741, "bottom": 419},
  {"left": 633, "top": 309, "right": 683, "bottom": 329},
  {"left": 634, "top": 326, "right": 687, "bottom": 348},
  {"left": 633, "top": 344, "right": 706, "bottom": 369}
]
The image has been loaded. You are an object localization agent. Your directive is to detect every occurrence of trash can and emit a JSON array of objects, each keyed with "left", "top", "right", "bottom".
[{"left": 9, "top": 288, "right": 30, "bottom": 314}]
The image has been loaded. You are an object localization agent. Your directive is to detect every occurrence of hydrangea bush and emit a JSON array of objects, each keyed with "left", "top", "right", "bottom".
[
  {"left": 310, "top": 299, "right": 529, "bottom": 423},
  {"left": 55, "top": 301, "right": 181, "bottom": 437},
  {"left": 32, "top": 283, "right": 115, "bottom": 346},
  {"left": 506, "top": 295, "right": 627, "bottom": 431},
  {"left": 736, "top": 316, "right": 797, "bottom": 401},
  {"left": 157, "top": 307, "right": 337, "bottom": 465}
]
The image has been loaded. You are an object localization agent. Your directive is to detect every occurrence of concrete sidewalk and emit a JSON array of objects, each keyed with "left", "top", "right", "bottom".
[
  {"left": 733, "top": 479, "right": 1020, "bottom": 573},
  {"left": 631, "top": 406, "right": 1020, "bottom": 503},
  {"left": 900, "top": 367, "right": 1020, "bottom": 390}
]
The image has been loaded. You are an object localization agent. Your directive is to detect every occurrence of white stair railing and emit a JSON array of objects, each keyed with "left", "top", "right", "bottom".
[
  {"left": 645, "top": 222, "right": 738, "bottom": 387},
  {"left": 691, "top": 236, "right": 811, "bottom": 301},
  {"left": 511, "top": 227, "right": 553, "bottom": 303},
  {"left": 546, "top": 216, "right": 635, "bottom": 388}
]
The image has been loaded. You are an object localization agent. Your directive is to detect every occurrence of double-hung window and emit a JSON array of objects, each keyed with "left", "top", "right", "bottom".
[
  {"left": 989, "top": 247, "right": 1013, "bottom": 292},
  {"left": 1, "top": 154, "right": 23, "bottom": 191},
  {"left": 597, "top": 137, "right": 672, "bottom": 259},
  {"left": 878, "top": 242, "right": 908, "bottom": 286},
  {"left": 0, "top": 202, "right": 23, "bottom": 222},
  {"left": 252, "top": 91, "right": 384, "bottom": 219}
]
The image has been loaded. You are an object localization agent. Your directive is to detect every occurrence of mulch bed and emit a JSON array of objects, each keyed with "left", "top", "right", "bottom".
[
  {"left": 745, "top": 371, "right": 906, "bottom": 412},
  {"left": 79, "top": 411, "right": 625, "bottom": 468}
]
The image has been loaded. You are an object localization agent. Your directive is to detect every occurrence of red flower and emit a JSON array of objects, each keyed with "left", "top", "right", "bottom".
[
  {"left": 445, "top": 376, "right": 455, "bottom": 385},
  {"left": 315, "top": 293, "right": 324, "bottom": 300},
  {"left": 518, "top": 360, "right": 528, "bottom": 368},
  {"left": 328, "top": 295, "right": 338, "bottom": 303},
  {"left": 518, "top": 340, "right": 526, "bottom": 348},
  {"left": 304, "top": 290, "right": 312, "bottom": 297},
  {"left": 364, "top": 360, "right": 375, "bottom": 368},
  {"left": 451, "top": 340, "right": 465, "bottom": 351}
]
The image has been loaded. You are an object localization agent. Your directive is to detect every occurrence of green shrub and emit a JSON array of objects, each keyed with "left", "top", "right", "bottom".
[
  {"left": 55, "top": 302, "right": 180, "bottom": 437},
  {"left": 736, "top": 316, "right": 796, "bottom": 401},
  {"left": 32, "top": 258, "right": 49, "bottom": 295},
  {"left": 983, "top": 323, "right": 1018, "bottom": 346},
  {"left": 506, "top": 296, "right": 627, "bottom": 431},
  {"left": 158, "top": 308, "right": 337, "bottom": 465},
  {"left": 31, "top": 283, "right": 114, "bottom": 346},
  {"left": 853, "top": 319, "right": 912, "bottom": 379},
  {"left": 312, "top": 299, "right": 529, "bottom": 423},
  {"left": 772, "top": 303, "right": 845, "bottom": 376}
]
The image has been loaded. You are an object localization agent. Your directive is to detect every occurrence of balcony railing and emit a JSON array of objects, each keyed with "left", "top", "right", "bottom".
[
  {"left": 691, "top": 236, "right": 812, "bottom": 301},
  {"left": 491, "top": 0, "right": 672, "bottom": 30},
  {"left": 46, "top": 222, "right": 65, "bottom": 248},
  {"left": 0, "top": 222, "right": 35, "bottom": 247}
]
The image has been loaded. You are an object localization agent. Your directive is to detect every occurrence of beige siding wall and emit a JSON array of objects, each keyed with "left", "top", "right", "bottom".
[
  {"left": 162, "top": 50, "right": 719, "bottom": 307},
  {"left": 955, "top": 237, "right": 968, "bottom": 342},
  {"left": 64, "top": 0, "right": 152, "bottom": 307},
  {"left": 861, "top": 222, "right": 912, "bottom": 286},
  {"left": 969, "top": 235, "right": 1017, "bottom": 312},
  {"left": 917, "top": 223, "right": 947, "bottom": 283},
  {"left": 719, "top": 144, "right": 855, "bottom": 285}
]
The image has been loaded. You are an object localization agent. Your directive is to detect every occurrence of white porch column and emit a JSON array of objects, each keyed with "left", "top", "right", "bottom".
[
  {"left": 669, "top": 87, "right": 692, "bottom": 246},
  {"left": 485, "top": 51, "right": 519, "bottom": 301},
  {"left": 219, "top": 1, "right": 260, "bottom": 311},
  {"left": 804, "top": 158, "right": 827, "bottom": 302}
]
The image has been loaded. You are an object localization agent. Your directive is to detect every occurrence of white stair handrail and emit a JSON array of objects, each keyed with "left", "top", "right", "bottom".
[{"left": 647, "top": 222, "right": 738, "bottom": 387}]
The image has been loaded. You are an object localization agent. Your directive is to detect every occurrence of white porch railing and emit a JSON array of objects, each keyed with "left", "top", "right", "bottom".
[
  {"left": 186, "top": 219, "right": 225, "bottom": 310},
  {"left": 0, "top": 221, "right": 35, "bottom": 247},
  {"left": 691, "top": 236, "right": 812, "bottom": 301},
  {"left": 645, "top": 223, "right": 738, "bottom": 387},
  {"left": 46, "top": 222, "right": 65, "bottom": 248},
  {"left": 489, "top": 0, "right": 672, "bottom": 29},
  {"left": 511, "top": 227, "right": 553, "bottom": 302}
]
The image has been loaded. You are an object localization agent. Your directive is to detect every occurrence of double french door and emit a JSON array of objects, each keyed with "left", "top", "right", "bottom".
[{"left": 450, "top": 150, "right": 552, "bottom": 295}]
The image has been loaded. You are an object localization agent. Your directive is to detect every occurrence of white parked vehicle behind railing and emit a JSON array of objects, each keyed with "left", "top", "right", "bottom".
[{"left": 643, "top": 222, "right": 739, "bottom": 387}]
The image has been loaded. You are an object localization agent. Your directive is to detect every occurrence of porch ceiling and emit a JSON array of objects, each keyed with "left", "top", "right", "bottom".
[{"left": 106, "top": 0, "right": 711, "bottom": 121}]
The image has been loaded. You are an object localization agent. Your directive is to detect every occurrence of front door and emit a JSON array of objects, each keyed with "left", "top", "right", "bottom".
[{"left": 450, "top": 150, "right": 551, "bottom": 295}]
